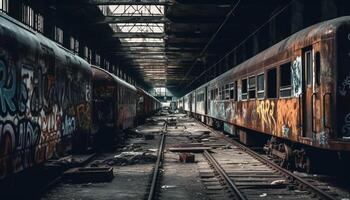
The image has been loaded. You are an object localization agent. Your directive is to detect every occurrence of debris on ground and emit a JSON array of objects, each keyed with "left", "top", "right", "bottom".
[
  {"left": 161, "top": 185, "right": 178, "bottom": 189},
  {"left": 259, "top": 193, "right": 267, "bottom": 197},
  {"left": 95, "top": 152, "right": 157, "bottom": 166},
  {"left": 270, "top": 179, "right": 285, "bottom": 185}
]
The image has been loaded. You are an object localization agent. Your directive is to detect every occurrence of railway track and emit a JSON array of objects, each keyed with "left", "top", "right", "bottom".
[
  {"left": 200, "top": 123, "right": 345, "bottom": 200},
  {"left": 147, "top": 120, "right": 167, "bottom": 200}
]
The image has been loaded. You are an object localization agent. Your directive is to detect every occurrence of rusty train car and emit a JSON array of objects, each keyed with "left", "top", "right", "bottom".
[
  {"left": 136, "top": 87, "right": 162, "bottom": 123},
  {"left": 0, "top": 12, "right": 161, "bottom": 181},
  {"left": 91, "top": 66, "right": 137, "bottom": 148},
  {"left": 182, "top": 16, "right": 350, "bottom": 172}
]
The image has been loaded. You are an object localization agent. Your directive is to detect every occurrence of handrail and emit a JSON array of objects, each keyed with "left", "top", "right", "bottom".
[
  {"left": 323, "top": 93, "right": 332, "bottom": 131},
  {"left": 311, "top": 93, "right": 317, "bottom": 134}
]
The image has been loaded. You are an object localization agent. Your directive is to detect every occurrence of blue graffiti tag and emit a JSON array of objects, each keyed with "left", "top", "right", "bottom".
[{"left": 0, "top": 60, "right": 17, "bottom": 116}]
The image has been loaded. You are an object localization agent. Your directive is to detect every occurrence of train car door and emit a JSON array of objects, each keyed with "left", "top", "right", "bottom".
[{"left": 302, "top": 47, "right": 320, "bottom": 138}]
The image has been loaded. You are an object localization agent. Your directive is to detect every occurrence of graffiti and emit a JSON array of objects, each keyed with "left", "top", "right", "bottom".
[
  {"left": 85, "top": 84, "right": 92, "bottom": 102},
  {"left": 282, "top": 124, "right": 290, "bottom": 138},
  {"left": 0, "top": 57, "right": 89, "bottom": 179},
  {"left": 342, "top": 113, "right": 350, "bottom": 137},
  {"left": 17, "top": 119, "right": 41, "bottom": 150},
  {"left": 277, "top": 99, "right": 299, "bottom": 140},
  {"left": 61, "top": 116, "right": 76, "bottom": 137},
  {"left": 319, "top": 132, "right": 328, "bottom": 145},
  {"left": 292, "top": 56, "right": 302, "bottom": 97},
  {"left": 339, "top": 76, "right": 350, "bottom": 96},
  {"left": 76, "top": 104, "right": 91, "bottom": 130},
  {"left": 0, "top": 60, "right": 17, "bottom": 116},
  {"left": 256, "top": 100, "right": 276, "bottom": 133}
]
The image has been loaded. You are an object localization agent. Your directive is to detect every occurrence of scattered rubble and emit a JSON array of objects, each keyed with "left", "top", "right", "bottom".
[{"left": 94, "top": 152, "right": 158, "bottom": 166}]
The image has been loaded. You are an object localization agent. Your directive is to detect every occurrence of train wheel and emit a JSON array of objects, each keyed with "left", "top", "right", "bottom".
[
  {"left": 281, "top": 144, "right": 294, "bottom": 170},
  {"left": 294, "top": 149, "right": 313, "bottom": 173}
]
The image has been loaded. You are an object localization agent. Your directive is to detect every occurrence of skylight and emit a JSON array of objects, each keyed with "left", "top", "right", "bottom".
[
  {"left": 121, "top": 38, "right": 164, "bottom": 43},
  {"left": 107, "top": 5, "right": 164, "bottom": 16},
  {"left": 110, "top": 23, "right": 164, "bottom": 33}
]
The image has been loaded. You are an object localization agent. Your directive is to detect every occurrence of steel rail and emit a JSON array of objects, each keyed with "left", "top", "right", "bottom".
[
  {"left": 147, "top": 124, "right": 167, "bottom": 200},
  {"left": 203, "top": 150, "right": 247, "bottom": 200},
  {"left": 203, "top": 123, "right": 337, "bottom": 200}
]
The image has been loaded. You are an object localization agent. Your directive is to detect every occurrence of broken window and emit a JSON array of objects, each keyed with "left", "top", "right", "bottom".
[
  {"left": 267, "top": 68, "right": 277, "bottom": 98},
  {"left": 257, "top": 73, "right": 265, "bottom": 99},
  {"left": 248, "top": 76, "right": 256, "bottom": 99},
  {"left": 280, "top": 62, "right": 292, "bottom": 97},
  {"left": 241, "top": 78, "right": 248, "bottom": 100}
]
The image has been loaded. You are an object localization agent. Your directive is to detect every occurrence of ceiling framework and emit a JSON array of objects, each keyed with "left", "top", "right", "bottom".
[{"left": 62, "top": 0, "right": 294, "bottom": 91}]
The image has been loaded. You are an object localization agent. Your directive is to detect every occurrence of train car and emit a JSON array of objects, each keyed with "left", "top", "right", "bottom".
[
  {"left": 136, "top": 87, "right": 161, "bottom": 123},
  {"left": 194, "top": 85, "right": 207, "bottom": 122},
  {"left": 177, "top": 97, "right": 184, "bottom": 111},
  {"left": 0, "top": 13, "right": 92, "bottom": 180},
  {"left": 183, "top": 16, "right": 350, "bottom": 172},
  {"left": 183, "top": 93, "right": 191, "bottom": 113},
  {"left": 91, "top": 66, "right": 137, "bottom": 147}
]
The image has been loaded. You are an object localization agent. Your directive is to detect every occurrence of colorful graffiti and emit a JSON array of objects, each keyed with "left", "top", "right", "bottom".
[
  {"left": 277, "top": 99, "right": 299, "bottom": 140},
  {"left": 292, "top": 56, "right": 302, "bottom": 97},
  {"left": 0, "top": 59, "right": 90, "bottom": 179},
  {"left": 256, "top": 100, "right": 276, "bottom": 133}
]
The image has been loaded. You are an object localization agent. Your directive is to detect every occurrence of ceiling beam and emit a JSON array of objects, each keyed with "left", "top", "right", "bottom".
[
  {"left": 113, "top": 32, "right": 165, "bottom": 38},
  {"left": 74, "top": 0, "right": 171, "bottom": 5},
  {"left": 119, "top": 42, "right": 165, "bottom": 47},
  {"left": 96, "top": 16, "right": 167, "bottom": 24}
]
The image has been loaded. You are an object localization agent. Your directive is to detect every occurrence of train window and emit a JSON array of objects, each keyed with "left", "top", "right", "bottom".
[
  {"left": 315, "top": 52, "right": 321, "bottom": 86},
  {"left": 280, "top": 62, "right": 292, "bottom": 97},
  {"left": 55, "top": 26, "right": 64, "bottom": 44},
  {"left": 221, "top": 86, "right": 225, "bottom": 100},
  {"left": 248, "top": 76, "right": 256, "bottom": 99},
  {"left": 305, "top": 50, "right": 313, "bottom": 85},
  {"left": 257, "top": 74, "right": 265, "bottom": 99},
  {"left": 34, "top": 13, "right": 44, "bottom": 33},
  {"left": 0, "top": 0, "right": 9, "bottom": 13},
  {"left": 70, "top": 37, "right": 79, "bottom": 53},
  {"left": 229, "top": 83, "right": 235, "bottom": 100},
  {"left": 234, "top": 81, "right": 237, "bottom": 101},
  {"left": 241, "top": 78, "right": 248, "bottom": 100},
  {"left": 225, "top": 84, "right": 230, "bottom": 100},
  {"left": 267, "top": 68, "right": 277, "bottom": 98},
  {"left": 22, "top": 4, "right": 34, "bottom": 28}
]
